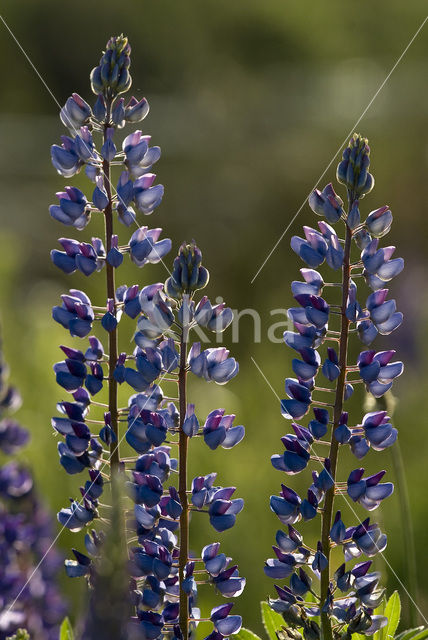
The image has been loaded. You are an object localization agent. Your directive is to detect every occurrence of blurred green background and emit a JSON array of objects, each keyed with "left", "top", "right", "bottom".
[{"left": 1, "top": 0, "right": 428, "bottom": 632}]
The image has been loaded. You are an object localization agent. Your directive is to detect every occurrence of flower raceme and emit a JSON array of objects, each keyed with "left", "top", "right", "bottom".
[
  {"left": 0, "top": 330, "right": 67, "bottom": 640},
  {"left": 49, "top": 36, "right": 245, "bottom": 640},
  {"left": 265, "top": 134, "right": 403, "bottom": 640}
]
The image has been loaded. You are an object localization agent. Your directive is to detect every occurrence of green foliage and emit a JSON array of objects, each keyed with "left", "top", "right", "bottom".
[
  {"left": 404, "top": 630, "right": 428, "bottom": 640},
  {"left": 261, "top": 601, "right": 285, "bottom": 640},
  {"left": 234, "top": 629, "right": 263, "bottom": 640},
  {"left": 6, "top": 630, "right": 30, "bottom": 640},
  {"left": 382, "top": 591, "right": 401, "bottom": 640},
  {"left": 59, "top": 618, "right": 74, "bottom": 640}
]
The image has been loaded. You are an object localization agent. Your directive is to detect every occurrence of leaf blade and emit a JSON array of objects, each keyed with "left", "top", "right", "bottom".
[
  {"left": 60, "top": 618, "right": 74, "bottom": 640},
  {"left": 261, "top": 601, "right": 284, "bottom": 640},
  {"left": 234, "top": 629, "right": 263, "bottom": 640},
  {"left": 383, "top": 591, "right": 401, "bottom": 640}
]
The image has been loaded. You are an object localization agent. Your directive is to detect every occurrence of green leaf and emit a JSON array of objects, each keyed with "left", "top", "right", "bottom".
[
  {"left": 234, "top": 629, "right": 263, "bottom": 640},
  {"left": 261, "top": 602, "right": 284, "bottom": 640},
  {"left": 408, "top": 629, "right": 428, "bottom": 640},
  {"left": 60, "top": 618, "right": 74, "bottom": 640},
  {"left": 382, "top": 591, "right": 401, "bottom": 640},
  {"left": 395, "top": 627, "right": 424, "bottom": 640}
]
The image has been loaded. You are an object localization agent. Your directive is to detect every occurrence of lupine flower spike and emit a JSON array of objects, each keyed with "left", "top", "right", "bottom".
[
  {"left": 0, "top": 327, "right": 67, "bottom": 639},
  {"left": 265, "top": 134, "right": 404, "bottom": 640},
  {"left": 49, "top": 36, "right": 245, "bottom": 639}
]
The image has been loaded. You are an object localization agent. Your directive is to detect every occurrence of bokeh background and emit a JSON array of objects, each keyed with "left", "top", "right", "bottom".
[{"left": 1, "top": 0, "right": 428, "bottom": 633}]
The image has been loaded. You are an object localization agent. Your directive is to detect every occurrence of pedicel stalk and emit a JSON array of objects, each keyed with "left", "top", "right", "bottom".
[
  {"left": 49, "top": 36, "right": 245, "bottom": 639},
  {"left": 264, "top": 134, "right": 405, "bottom": 639}
]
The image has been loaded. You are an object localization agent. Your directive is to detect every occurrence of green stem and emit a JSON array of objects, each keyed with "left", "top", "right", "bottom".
[
  {"left": 102, "top": 109, "right": 119, "bottom": 471},
  {"left": 178, "top": 327, "right": 189, "bottom": 639},
  {"left": 320, "top": 222, "right": 352, "bottom": 640}
]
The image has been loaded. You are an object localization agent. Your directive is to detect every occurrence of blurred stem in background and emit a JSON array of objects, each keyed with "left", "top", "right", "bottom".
[{"left": 365, "top": 391, "right": 419, "bottom": 626}]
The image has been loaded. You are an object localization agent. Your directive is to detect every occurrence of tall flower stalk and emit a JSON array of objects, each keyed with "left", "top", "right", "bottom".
[
  {"left": 49, "top": 36, "right": 245, "bottom": 639},
  {"left": 265, "top": 134, "right": 404, "bottom": 639}
]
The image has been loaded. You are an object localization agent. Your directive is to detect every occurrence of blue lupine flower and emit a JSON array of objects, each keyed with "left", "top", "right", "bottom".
[
  {"left": 116, "top": 171, "right": 137, "bottom": 226},
  {"left": 133, "top": 174, "right": 165, "bottom": 214},
  {"left": 52, "top": 237, "right": 105, "bottom": 276},
  {"left": 92, "top": 175, "right": 109, "bottom": 211},
  {"left": 354, "top": 571, "right": 385, "bottom": 608},
  {"left": 360, "top": 411, "right": 397, "bottom": 451},
  {"left": 208, "top": 487, "right": 244, "bottom": 532},
  {"left": 52, "top": 290, "right": 94, "bottom": 337},
  {"left": 347, "top": 468, "right": 394, "bottom": 510},
  {"left": 129, "top": 226, "right": 171, "bottom": 267},
  {"left": 362, "top": 240, "right": 404, "bottom": 285},
  {"left": 60, "top": 93, "right": 92, "bottom": 130},
  {"left": 195, "top": 296, "right": 234, "bottom": 332},
  {"left": 270, "top": 485, "right": 301, "bottom": 525},
  {"left": 124, "top": 347, "right": 163, "bottom": 392},
  {"left": 188, "top": 344, "right": 239, "bottom": 384},
  {"left": 291, "top": 268, "right": 324, "bottom": 297},
  {"left": 126, "top": 410, "right": 168, "bottom": 454},
  {"left": 128, "top": 472, "right": 164, "bottom": 507},
  {"left": 0, "top": 419, "right": 29, "bottom": 454},
  {"left": 123, "top": 130, "right": 161, "bottom": 177},
  {"left": 212, "top": 565, "right": 246, "bottom": 598},
  {"left": 74, "top": 126, "right": 96, "bottom": 162},
  {"left": 345, "top": 519, "right": 387, "bottom": 559},
  {"left": 203, "top": 409, "right": 244, "bottom": 449},
  {"left": 210, "top": 604, "right": 242, "bottom": 637},
  {"left": 271, "top": 429, "right": 310, "bottom": 475},
  {"left": 58, "top": 498, "right": 97, "bottom": 532},
  {"left": 281, "top": 378, "right": 312, "bottom": 420},
  {"left": 322, "top": 347, "right": 340, "bottom": 381},
  {"left": 125, "top": 96, "right": 150, "bottom": 122},
  {"left": 116, "top": 284, "right": 141, "bottom": 318},
  {"left": 294, "top": 293, "right": 329, "bottom": 329},
  {"left": 308, "top": 183, "right": 344, "bottom": 223},
  {"left": 346, "top": 280, "right": 364, "bottom": 321},
  {"left": 50, "top": 186, "right": 90, "bottom": 229},
  {"left": 334, "top": 412, "right": 351, "bottom": 444},
  {"left": 366, "top": 289, "right": 403, "bottom": 335},
  {"left": 132, "top": 610, "right": 165, "bottom": 640},
  {"left": 182, "top": 403, "right": 199, "bottom": 437},
  {"left": 106, "top": 234, "right": 123, "bottom": 267},
  {"left": 51, "top": 136, "right": 83, "bottom": 178},
  {"left": 308, "top": 407, "right": 329, "bottom": 439},
  {"left": 291, "top": 226, "right": 328, "bottom": 268},
  {"left": 358, "top": 350, "right": 403, "bottom": 397},
  {"left": 292, "top": 346, "right": 321, "bottom": 382},
  {"left": 318, "top": 221, "right": 344, "bottom": 270},
  {"left": 101, "top": 298, "right": 119, "bottom": 333},
  {"left": 191, "top": 473, "right": 217, "bottom": 508},
  {"left": 366, "top": 205, "right": 393, "bottom": 238}
]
